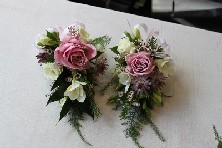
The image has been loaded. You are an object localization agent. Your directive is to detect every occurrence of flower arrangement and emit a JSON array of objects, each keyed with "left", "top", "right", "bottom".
[
  {"left": 35, "top": 21, "right": 111, "bottom": 145},
  {"left": 103, "top": 23, "right": 174, "bottom": 148}
]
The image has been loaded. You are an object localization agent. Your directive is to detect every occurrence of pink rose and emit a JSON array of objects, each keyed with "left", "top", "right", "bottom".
[
  {"left": 54, "top": 37, "right": 96, "bottom": 70},
  {"left": 125, "top": 51, "right": 154, "bottom": 76}
]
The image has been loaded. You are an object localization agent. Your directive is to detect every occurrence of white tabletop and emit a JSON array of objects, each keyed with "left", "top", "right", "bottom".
[{"left": 0, "top": 0, "right": 222, "bottom": 148}]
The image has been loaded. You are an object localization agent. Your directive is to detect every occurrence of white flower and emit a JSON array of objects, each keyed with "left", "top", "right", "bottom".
[
  {"left": 42, "top": 63, "right": 63, "bottom": 80},
  {"left": 155, "top": 57, "right": 174, "bottom": 77},
  {"left": 117, "top": 38, "right": 135, "bottom": 54},
  {"left": 118, "top": 72, "right": 131, "bottom": 93},
  {"left": 64, "top": 80, "right": 87, "bottom": 102},
  {"left": 78, "top": 27, "right": 92, "bottom": 43}
]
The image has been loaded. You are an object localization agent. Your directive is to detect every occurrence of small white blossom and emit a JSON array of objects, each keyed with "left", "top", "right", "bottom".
[
  {"left": 64, "top": 80, "right": 87, "bottom": 102},
  {"left": 42, "top": 63, "right": 63, "bottom": 80},
  {"left": 117, "top": 38, "right": 135, "bottom": 54},
  {"left": 155, "top": 57, "right": 174, "bottom": 77},
  {"left": 78, "top": 27, "right": 92, "bottom": 43},
  {"left": 118, "top": 72, "right": 131, "bottom": 93}
]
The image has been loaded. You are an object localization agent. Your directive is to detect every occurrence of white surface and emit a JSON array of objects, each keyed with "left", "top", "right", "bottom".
[
  {"left": 0, "top": 0, "right": 222, "bottom": 148},
  {"left": 153, "top": 0, "right": 222, "bottom": 12}
]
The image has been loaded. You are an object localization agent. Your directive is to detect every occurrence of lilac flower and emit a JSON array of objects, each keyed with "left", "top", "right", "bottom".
[
  {"left": 131, "top": 76, "right": 151, "bottom": 95},
  {"left": 94, "top": 57, "right": 109, "bottom": 75}
]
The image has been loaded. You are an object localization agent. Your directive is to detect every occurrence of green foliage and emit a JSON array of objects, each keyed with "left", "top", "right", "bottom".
[
  {"left": 110, "top": 46, "right": 119, "bottom": 54},
  {"left": 47, "top": 84, "right": 69, "bottom": 105},
  {"left": 44, "top": 55, "right": 54, "bottom": 63},
  {"left": 152, "top": 92, "right": 162, "bottom": 105},
  {"left": 69, "top": 108, "right": 92, "bottom": 146},
  {"left": 51, "top": 68, "right": 72, "bottom": 91},
  {"left": 46, "top": 31, "right": 60, "bottom": 42},
  {"left": 146, "top": 117, "right": 165, "bottom": 142},
  {"left": 59, "top": 98, "right": 72, "bottom": 121},
  {"left": 107, "top": 95, "right": 119, "bottom": 104},
  {"left": 148, "top": 37, "right": 164, "bottom": 53},
  {"left": 78, "top": 71, "right": 101, "bottom": 119},
  {"left": 124, "top": 31, "right": 133, "bottom": 42},
  {"left": 218, "top": 142, "right": 222, "bottom": 148},
  {"left": 120, "top": 106, "right": 165, "bottom": 148},
  {"left": 89, "top": 97, "right": 101, "bottom": 118},
  {"left": 106, "top": 87, "right": 165, "bottom": 148},
  {"left": 213, "top": 125, "right": 222, "bottom": 148},
  {"left": 121, "top": 107, "right": 144, "bottom": 148},
  {"left": 115, "top": 58, "right": 127, "bottom": 66},
  {"left": 92, "top": 35, "right": 111, "bottom": 49},
  {"left": 115, "top": 83, "right": 125, "bottom": 91}
]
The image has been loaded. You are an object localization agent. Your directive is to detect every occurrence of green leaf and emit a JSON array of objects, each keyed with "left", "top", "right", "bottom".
[
  {"left": 153, "top": 92, "right": 162, "bottom": 105},
  {"left": 59, "top": 98, "right": 72, "bottom": 121},
  {"left": 47, "top": 84, "right": 69, "bottom": 105},
  {"left": 142, "top": 100, "right": 147, "bottom": 110},
  {"left": 218, "top": 141, "right": 222, "bottom": 148},
  {"left": 69, "top": 108, "right": 92, "bottom": 146},
  {"left": 44, "top": 55, "right": 54, "bottom": 63},
  {"left": 111, "top": 46, "right": 119, "bottom": 54},
  {"left": 51, "top": 68, "right": 71, "bottom": 91},
  {"left": 124, "top": 31, "right": 133, "bottom": 42},
  {"left": 108, "top": 95, "right": 118, "bottom": 103},
  {"left": 37, "top": 42, "right": 44, "bottom": 47},
  {"left": 115, "top": 83, "right": 125, "bottom": 91},
  {"left": 46, "top": 31, "right": 59, "bottom": 42},
  {"left": 78, "top": 98, "right": 94, "bottom": 119},
  {"left": 91, "top": 35, "right": 111, "bottom": 48}
]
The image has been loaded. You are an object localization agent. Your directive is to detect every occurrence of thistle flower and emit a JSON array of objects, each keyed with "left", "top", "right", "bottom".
[
  {"left": 94, "top": 57, "right": 109, "bottom": 75},
  {"left": 36, "top": 52, "right": 48, "bottom": 63},
  {"left": 131, "top": 76, "right": 151, "bottom": 95}
]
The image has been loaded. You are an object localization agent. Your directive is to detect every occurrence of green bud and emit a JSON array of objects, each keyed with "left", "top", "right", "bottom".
[{"left": 133, "top": 28, "right": 141, "bottom": 39}]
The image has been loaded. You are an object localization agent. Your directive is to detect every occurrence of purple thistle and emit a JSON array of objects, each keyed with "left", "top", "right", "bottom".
[
  {"left": 36, "top": 52, "right": 48, "bottom": 63},
  {"left": 94, "top": 57, "right": 109, "bottom": 75},
  {"left": 131, "top": 76, "right": 151, "bottom": 95}
]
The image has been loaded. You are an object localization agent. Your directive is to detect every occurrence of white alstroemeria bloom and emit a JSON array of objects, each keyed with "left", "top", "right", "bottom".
[
  {"left": 64, "top": 80, "right": 87, "bottom": 102},
  {"left": 42, "top": 63, "right": 63, "bottom": 80},
  {"left": 118, "top": 72, "right": 131, "bottom": 93},
  {"left": 117, "top": 38, "right": 135, "bottom": 54},
  {"left": 155, "top": 57, "right": 174, "bottom": 77},
  {"left": 78, "top": 27, "right": 92, "bottom": 43}
]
